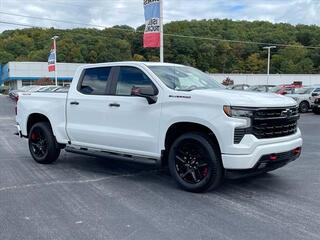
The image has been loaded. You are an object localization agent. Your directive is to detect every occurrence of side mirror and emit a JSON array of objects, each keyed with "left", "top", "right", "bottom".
[
  {"left": 131, "top": 86, "right": 158, "bottom": 104},
  {"left": 312, "top": 92, "right": 319, "bottom": 97}
]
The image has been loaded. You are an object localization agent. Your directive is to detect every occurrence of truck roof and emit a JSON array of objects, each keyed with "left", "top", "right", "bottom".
[{"left": 79, "top": 61, "right": 185, "bottom": 69}]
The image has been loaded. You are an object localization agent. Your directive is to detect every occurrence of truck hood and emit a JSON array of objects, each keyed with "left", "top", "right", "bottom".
[{"left": 191, "top": 89, "right": 297, "bottom": 108}]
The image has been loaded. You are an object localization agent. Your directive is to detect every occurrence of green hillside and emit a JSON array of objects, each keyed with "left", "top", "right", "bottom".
[{"left": 1, "top": 19, "right": 320, "bottom": 74}]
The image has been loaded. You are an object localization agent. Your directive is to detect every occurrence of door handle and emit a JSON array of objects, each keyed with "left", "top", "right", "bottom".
[
  {"left": 109, "top": 103, "right": 120, "bottom": 107},
  {"left": 70, "top": 101, "right": 79, "bottom": 105}
]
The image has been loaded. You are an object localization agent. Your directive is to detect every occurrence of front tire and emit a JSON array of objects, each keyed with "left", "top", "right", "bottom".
[
  {"left": 168, "top": 132, "right": 223, "bottom": 192},
  {"left": 299, "top": 101, "right": 309, "bottom": 113},
  {"left": 28, "top": 122, "right": 60, "bottom": 164}
]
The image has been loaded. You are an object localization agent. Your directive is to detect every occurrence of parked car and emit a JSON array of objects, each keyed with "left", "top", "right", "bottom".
[
  {"left": 54, "top": 86, "right": 69, "bottom": 93},
  {"left": 270, "top": 84, "right": 303, "bottom": 95},
  {"left": 15, "top": 62, "right": 302, "bottom": 192},
  {"left": 37, "top": 85, "right": 62, "bottom": 92},
  {"left": 313, "top": 97, "right": 320, "bottom": 114},
  {"left": 228, "top": 84, "right": 250, "bottom": 90},
  {"left": 286, "top": 86, "right": 320, "bottom": 113},
  {"left": 0, "top": 85, "right": 10, "bottom": 95},
  {"left": 245, "top": 85, "right": 275, "bottom": 93},
  {"left": 36, "top": 85, "right": 60, "bottom": 92}
]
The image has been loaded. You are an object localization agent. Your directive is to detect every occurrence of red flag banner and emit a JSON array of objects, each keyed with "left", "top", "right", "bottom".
[
  {"left": 143, "top": 0, "right": 160, "bottom": 48},
  {"left": 48, "top": 43, "right": 56, "bottom": 72}
]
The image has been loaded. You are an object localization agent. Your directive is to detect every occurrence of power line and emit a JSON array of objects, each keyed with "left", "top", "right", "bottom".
[
  {"left": 165, "top": 33, "right": 320, "bottom": 49},
  {"left": 1, "top": 19, "right": 320, "bottom": 50}
]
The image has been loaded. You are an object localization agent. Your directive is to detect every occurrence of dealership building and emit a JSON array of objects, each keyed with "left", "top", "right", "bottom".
[{"left": 0, "top": 62, "right": 85, "bottom": 89}]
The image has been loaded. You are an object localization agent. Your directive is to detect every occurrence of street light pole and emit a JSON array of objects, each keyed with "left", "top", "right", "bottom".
[
  {"left": 263, "top": 46, "right": 276, "bottom": 84},
  {"left": 51, "top": 36, "right": 59, "bottom": 86}
]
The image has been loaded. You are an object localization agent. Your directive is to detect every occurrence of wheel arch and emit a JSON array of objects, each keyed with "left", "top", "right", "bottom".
[
  {"left": 27, "top": 113, "right": 53, "bottom": 137},
  {"left": 162, "top": 121, "right": 221, "bottom": 166}
]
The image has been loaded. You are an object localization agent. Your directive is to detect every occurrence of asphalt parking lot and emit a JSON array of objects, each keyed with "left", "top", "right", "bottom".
[{"left": 0, "top": 95, "right": 320, "bottom": 240}]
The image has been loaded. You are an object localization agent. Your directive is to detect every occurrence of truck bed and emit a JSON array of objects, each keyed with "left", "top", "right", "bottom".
[{"left": 16, "top": 92, "right": 70, "bottom": 144}]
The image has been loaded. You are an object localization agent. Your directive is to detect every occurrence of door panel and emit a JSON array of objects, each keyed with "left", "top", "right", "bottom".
[
  {"left": 104, "top": 96, "right": 161, "bottom": 155},
  {"left": 66, "top": 66, "right": 115, "bottom": 146},
  {"left": 103, "top": 66, "right": 161, "bottom": 155}
]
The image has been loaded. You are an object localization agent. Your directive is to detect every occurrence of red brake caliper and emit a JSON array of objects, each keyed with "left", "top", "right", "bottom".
[{"left": 31, "top": 132, "right": 38, "bottom": 140}]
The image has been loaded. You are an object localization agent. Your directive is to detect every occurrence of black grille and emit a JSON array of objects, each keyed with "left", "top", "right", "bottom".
[
  {"left": 233, "top": 106, "right": 299, "bottom": 143},
  {"left": 252, "top": 107, "right": 299, "bottom": 139}
]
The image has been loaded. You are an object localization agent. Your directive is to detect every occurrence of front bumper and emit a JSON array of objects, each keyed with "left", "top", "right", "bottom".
[
  {"left": 225, "top": 147, "right": 301, "bottom": 179},
  {"left": 222, "top": 134, "right": 303, "bottom": 169}
]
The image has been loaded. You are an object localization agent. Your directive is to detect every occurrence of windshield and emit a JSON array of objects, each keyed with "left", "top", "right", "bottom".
[
  {"left": 148, "top": 65, "right": 223, "bottom": 91},
  {"left": 293, "top": 88, "right": 313, "bottom": 94}
]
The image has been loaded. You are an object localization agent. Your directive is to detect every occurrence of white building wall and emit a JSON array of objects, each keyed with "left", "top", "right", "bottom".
[{"left": 210, "top": 74, "right": 320, "bottom": 86}]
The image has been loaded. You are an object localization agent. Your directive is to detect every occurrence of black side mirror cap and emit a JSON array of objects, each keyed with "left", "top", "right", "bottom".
[
  {"left": 312, "top": 93, "right": 319, "bottom": 97},
  {"left": 131, "top": 86, "right": 158, "bottom": 104}
]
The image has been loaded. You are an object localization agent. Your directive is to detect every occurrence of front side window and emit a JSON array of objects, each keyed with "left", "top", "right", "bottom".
[
  {"left": 314, "top": 88, "right": 320, "bottom": 93},
  {"left": 116, "top": 67, "right": 156, "bottom": 96},
  {"left": 149, "top": 65, "right": 223, "bottom": 91},
  {"left": 79, "top": 67, "right": 111, "bottom": 95}
]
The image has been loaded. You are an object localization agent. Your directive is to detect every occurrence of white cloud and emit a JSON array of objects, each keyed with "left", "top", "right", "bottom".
[{"left": 0, "top": 0, "right": 320, "bottom": 32}]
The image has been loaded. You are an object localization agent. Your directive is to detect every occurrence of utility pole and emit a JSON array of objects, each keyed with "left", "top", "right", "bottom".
[
  {"left": 263, "top": 46, "right": 276, "bottom": 84},
  {"left": 159, "top": 0, "right": 164, "bottom": 63},
  {"left": 51, "top": 36, "right": 59, "bottom": 86}
]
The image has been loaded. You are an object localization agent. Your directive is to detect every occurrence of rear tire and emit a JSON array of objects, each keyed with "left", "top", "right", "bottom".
[
  {"left": 168, "top": 132, "right": 224, "bottom": 192},
  {"left": 299, "top": 101, "right": 309, "bottom": 113},
  {"left": 28, "top": 122, "right": 60, "bottom": 164}
]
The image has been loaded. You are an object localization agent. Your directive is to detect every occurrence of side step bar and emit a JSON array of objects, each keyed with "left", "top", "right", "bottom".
[{"left": 65, "top": 146, "right": 162, "bottom": 167}]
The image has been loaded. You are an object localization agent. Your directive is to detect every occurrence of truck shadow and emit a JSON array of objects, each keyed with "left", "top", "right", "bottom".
[{"left": 56, "top": 150, "right": 286, "bottom": 193}]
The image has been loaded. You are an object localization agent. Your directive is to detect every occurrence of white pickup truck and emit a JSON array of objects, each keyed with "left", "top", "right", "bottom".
[{"left": 16, "top": 62, "right": 302, "bottom": 192}]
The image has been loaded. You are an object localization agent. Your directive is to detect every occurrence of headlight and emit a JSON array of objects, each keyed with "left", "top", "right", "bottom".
[
  {"left": 223, "top": 106, "right": 253, "bottom": 127},
  {"left": 223, "top": 106, "right": 253, "bottom": 118}
]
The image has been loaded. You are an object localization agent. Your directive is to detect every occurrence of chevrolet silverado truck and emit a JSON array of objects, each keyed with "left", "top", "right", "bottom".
[{"left": 16, "top": 62, "right": 303, "bottom": 192}]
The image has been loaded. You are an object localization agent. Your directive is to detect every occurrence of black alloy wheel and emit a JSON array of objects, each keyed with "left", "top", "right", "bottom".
[
  {"left": 299, "top": 101, "right": 309, "bottom": 113},
  {"left": 30, "top": 127, "right": 48, "bottom": 158},
  {"left": 168, "top": 132, "right": 223, "bottom": 192},
  {"left": 28, "top": 122, "right": 61, "bottom": 164}
]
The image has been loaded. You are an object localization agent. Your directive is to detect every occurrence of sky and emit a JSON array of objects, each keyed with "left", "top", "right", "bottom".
[{"left": 0, "top": 0, "right": 320, "bottom": 32}]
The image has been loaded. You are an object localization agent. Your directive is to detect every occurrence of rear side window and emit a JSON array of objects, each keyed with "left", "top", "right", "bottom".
[
  {"left": 115, "top": 67, "right": 156, "bottom": 96},
  {"left": 79, "top": 67, "right": 111, "bottom": 95}
]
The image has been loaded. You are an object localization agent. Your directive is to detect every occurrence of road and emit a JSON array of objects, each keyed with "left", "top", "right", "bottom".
[{"left": 0, "top": 95, "right": 320, "bottom": 240}]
